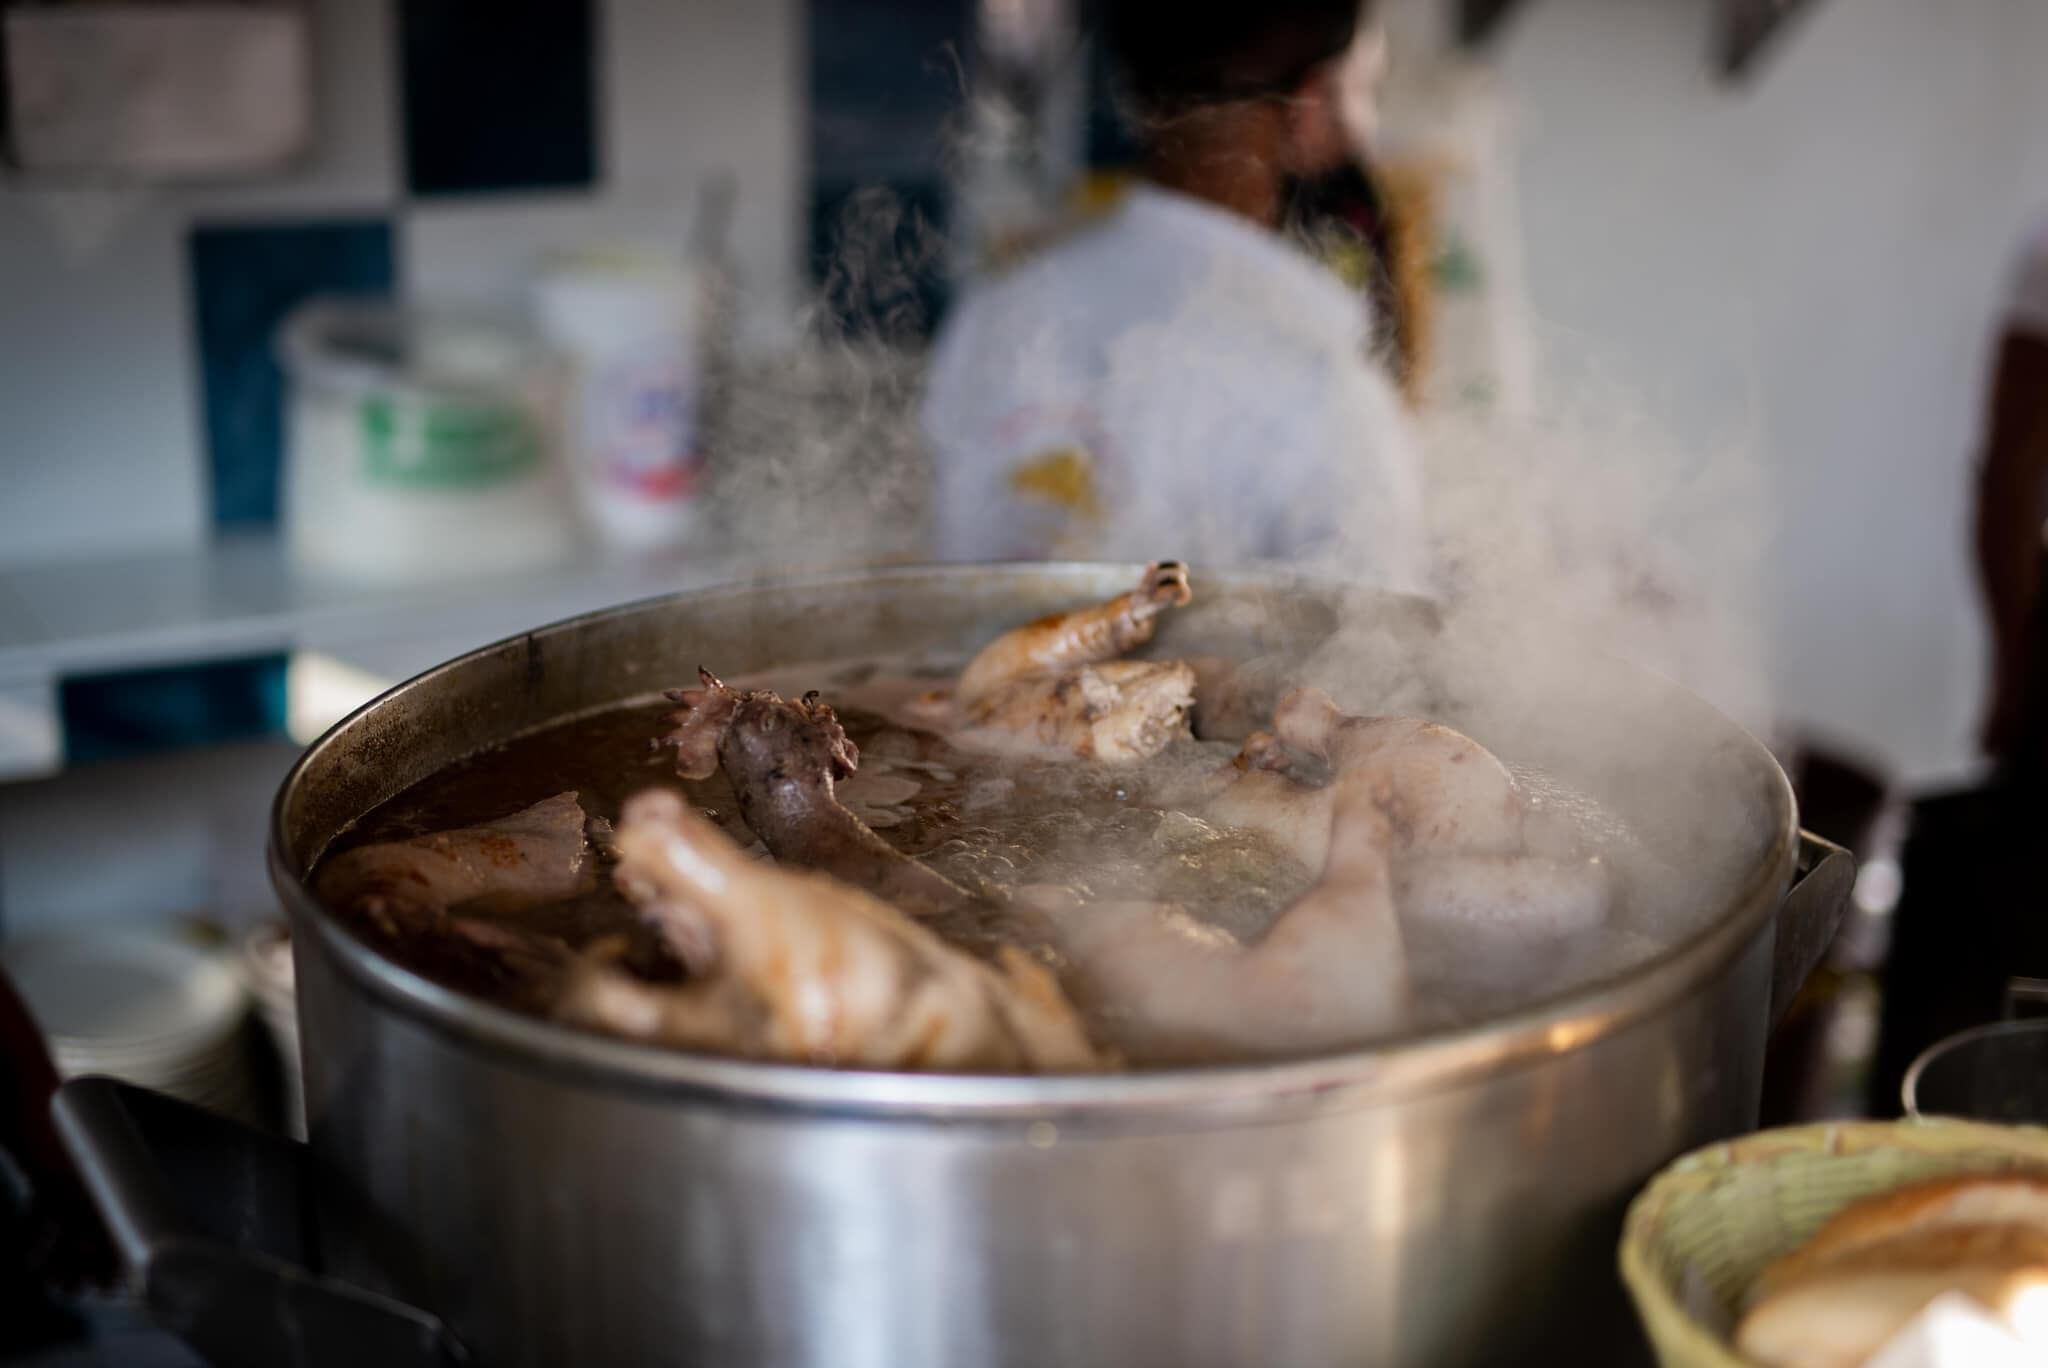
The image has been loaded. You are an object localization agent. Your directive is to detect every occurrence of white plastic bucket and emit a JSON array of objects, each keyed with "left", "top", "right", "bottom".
[
  {"left": 278, "top": 300, "right": 576, "bottom": 583},
  {"left": 534, "top": 250, "right": 707, "bottom": 553}
]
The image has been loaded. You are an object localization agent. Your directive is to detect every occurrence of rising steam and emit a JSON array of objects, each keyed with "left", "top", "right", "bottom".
[{"left": 706, "top": 163, "right": 1773, "bottom": 745}]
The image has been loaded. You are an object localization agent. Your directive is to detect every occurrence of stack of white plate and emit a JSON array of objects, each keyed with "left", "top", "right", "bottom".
[
  {"left": 3, "top": 929, "right": 255, "bottom": 1124},
  {"left": 239, "top": 919, "right": 304, "bottom": 1138}
]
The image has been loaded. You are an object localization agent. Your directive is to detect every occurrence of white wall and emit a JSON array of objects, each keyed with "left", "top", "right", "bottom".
[
  {"left": 0, "top": 0, "right": 804, "bottom": 566},
  {"left": 0, "top": 0, "right": 401, "bottom": 567},
  {"left": 1481, "top": 0, "right": 2048, "bottom": 785},
  {"left": 403, "top": 0, "right": 804, "bottom": 343}
]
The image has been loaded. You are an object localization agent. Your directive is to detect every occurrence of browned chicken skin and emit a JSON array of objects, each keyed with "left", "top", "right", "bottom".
[
  {"left": 314, "top": 792, "right": 592, "bottom": 1006},
  {"left": 314, "top": 791, "right": 595, "bottom": 932},
  {"left": 956, "top": 561, "right": 1192, "bottom": 702},
  {"left": 939, "top": 562, "right": 1198, "bottom": 763},
  {"left": 556, "top": 790, "right": 1106, "bottom": 1072}
]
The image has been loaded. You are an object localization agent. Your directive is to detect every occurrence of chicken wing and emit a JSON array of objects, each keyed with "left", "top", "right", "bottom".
[
  {"left": 957, "top": 560, "right": 1193, "bottom": 703},
  {"left": 937, "top": 562, "right": 1197, "bottom": 764}
]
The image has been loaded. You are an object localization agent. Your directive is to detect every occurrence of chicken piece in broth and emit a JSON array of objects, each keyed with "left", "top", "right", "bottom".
[
  {"left": 924, "top": 561, "right": 1197, "bottom": 764},
  {"left": 315, "top": 791, "right": 595, "bottom": 934},
  {"left": 657, "top": 671, "right": 1026, "bottom": 961},
  {"left": 1032, "top": 785, "right": 1412, "bottom": 1060},
  {"left": 314, "top": 559, "right": 1641, "bottom": 1069},
  {"left": 1040, "top": 689, "right": 1614, "bottom": 1056},
  {"left": 314, "top": 791, "right": 593, "bottom": 1006},
  {"left": 1205, "top": 689, "right": 1612, "bottom": 990},
  {"left": 557, "top": 790, "right": 1106, "bottom": 1073},
  {"left": 1207, "top": 691, "right": 1528, "bottom": 867}
]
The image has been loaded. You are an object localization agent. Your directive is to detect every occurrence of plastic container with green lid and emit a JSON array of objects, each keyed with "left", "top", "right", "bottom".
[{"left": 278, "top": 298, "right": 576, "bottom": 582}]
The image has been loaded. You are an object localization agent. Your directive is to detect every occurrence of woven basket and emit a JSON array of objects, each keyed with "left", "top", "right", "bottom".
[{"left": 1619, "top": 1119, "right": 2048, "bottom": 1368}]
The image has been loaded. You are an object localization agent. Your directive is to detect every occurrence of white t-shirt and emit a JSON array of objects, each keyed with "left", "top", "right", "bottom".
[
  {"left": 2012, "top": 216, "right": 2048, "bottom": 339},
  {"left": 920, "top": 183, "right": 1426, "bottom": 589}
]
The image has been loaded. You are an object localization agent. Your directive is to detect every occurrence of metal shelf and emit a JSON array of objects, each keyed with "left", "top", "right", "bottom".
[{"left": 0, "top": 533, "right": 739, "bottom": 780}]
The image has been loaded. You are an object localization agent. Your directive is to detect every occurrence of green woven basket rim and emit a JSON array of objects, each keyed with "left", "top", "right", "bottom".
[{"left": 1618, "top": 1119, "right": 2048, "bottom": 1368}]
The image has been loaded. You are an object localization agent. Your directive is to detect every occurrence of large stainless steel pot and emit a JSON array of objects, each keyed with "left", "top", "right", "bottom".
[{"left": 60, "top": 565, "right": 1851, "bottom": 1368}]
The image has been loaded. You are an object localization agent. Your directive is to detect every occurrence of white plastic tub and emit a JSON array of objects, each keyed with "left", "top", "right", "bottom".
[
  {"left": 534, "top": 250, "right": 708, "bottom": 553},
  {"left": 279, "top": 300, "right": 576, "bottom": 583}
]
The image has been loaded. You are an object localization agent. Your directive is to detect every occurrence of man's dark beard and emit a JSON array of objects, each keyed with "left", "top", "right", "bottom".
[{"left": 1281, "top": 159, "right": 1410, "bottom": 382}]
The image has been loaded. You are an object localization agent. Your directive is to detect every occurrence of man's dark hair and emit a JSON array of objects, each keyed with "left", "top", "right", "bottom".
[{"left": 1099, "top": 0, "right": 1365, "bottom": 114}]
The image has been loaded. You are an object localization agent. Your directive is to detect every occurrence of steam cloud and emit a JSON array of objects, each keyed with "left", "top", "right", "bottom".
[
  {"left": 705, "top": 171, "right": 1773, "bottom": 745},
  {"left": 694, "top": 96, "right": 1783, "bottom": 1010}
]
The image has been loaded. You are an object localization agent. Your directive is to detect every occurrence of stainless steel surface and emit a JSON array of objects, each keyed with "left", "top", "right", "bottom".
[
  {"left": 270, "top": 563, "right": 1809, "bottom": 1368},
  {"left": 51, "top": 1077, "right": 466, "bottom": 1368},
  {"left": 1768, "top": 832, "right": 1854, "bottom": 1025}
]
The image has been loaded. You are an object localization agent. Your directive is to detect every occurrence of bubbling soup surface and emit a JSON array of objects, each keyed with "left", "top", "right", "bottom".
[{"left": 323, "top": 655, "right": 1679, "bottom": 1058}]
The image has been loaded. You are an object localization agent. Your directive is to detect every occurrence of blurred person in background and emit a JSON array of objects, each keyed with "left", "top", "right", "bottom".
[
  {"left": 1867, "top": 213, "right": 2048, "bottom": 1114},
  {"left": 1975, "top": 215, "right": 2048, "bottom": 778},
  {"left": 920, "top": 0, "right": 1422, "bottom": 582}
]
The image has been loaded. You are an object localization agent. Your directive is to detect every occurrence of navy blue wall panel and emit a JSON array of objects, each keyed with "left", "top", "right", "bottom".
[
  {"left": 61, "top": 655, "right": 289, "bottom": 766},
  {"left": 399, "top": 0, "right": 598, "bottom": 196},
  {"left": 188, "top": 219, "right": 394, "bottom": 530},
  {"left": 809, "top": 0, "right": 968, "bottom": 339},
  {"left": 811, "top": 0, "right": 969, "bottom": 184}
]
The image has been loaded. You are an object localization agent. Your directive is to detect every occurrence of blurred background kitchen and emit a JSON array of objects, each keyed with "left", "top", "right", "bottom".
[{"left": 3, "top": 0, "right": 2048, "bottom": 1354}]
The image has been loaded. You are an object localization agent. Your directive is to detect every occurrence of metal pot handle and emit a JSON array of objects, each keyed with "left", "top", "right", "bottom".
[
  {"left": 51, "top": 1076, "right": 467, "bottom": 1368},
  {"left": 1769, "top": 829, "right": 1855, "bottom": 1025}
]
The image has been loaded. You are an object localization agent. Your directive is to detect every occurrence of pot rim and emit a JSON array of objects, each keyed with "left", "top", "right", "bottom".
[{"left": 269, "top": 562, "right": 1799, "bottom": 1120}]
